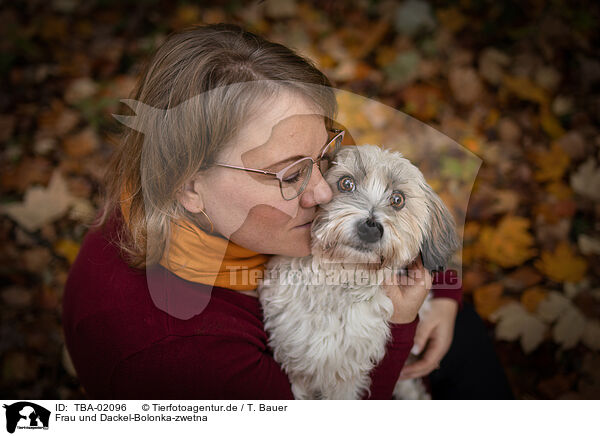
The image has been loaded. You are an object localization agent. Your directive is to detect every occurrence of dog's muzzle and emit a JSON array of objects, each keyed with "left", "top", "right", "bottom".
[{"left": 356, "top": 217, "right": 384, "bottom": 243}]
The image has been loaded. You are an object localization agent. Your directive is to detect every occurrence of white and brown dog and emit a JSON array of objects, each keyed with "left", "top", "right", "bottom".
[{"left": 258, "top": 145, "right": 459, "bottom": 399}]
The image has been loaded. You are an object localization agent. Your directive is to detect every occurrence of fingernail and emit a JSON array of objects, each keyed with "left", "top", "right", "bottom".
[{"left": 411, "top": 344, "right": 421, "bottom": 355}]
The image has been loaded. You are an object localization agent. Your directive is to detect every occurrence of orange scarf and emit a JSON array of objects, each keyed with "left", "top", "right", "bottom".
[{"left": 119, "top": 187, "right": 270, "bottom": 292}]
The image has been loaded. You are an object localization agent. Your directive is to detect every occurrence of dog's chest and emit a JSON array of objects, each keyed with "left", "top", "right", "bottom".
[{"left": 258, "top": 257, "right": 394, "bottom": 378}]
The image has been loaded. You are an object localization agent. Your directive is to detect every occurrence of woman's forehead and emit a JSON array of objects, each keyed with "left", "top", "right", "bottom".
[{"left": 240, "top": 113, "right": 327, "bottom": 167}]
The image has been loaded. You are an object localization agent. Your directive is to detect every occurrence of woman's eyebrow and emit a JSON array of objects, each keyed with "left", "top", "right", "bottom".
[
  {"left": 264, "top": 133, "right": 329, "bottom": 169},
  {"left": 266, "top": 154, "right": 305, "bottom": 168}
]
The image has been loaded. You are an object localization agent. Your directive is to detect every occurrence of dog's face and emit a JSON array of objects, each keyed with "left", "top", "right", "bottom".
[{"left": 311, "top": 145, "right": 458, "bottom": 271}]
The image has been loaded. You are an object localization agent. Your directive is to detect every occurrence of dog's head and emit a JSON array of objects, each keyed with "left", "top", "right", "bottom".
[{"left": 311, "top": 145, "right": 459, "bottom": 271}]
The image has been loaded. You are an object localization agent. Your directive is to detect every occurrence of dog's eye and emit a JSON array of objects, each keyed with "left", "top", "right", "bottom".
[
  {"left": 337, "top": 176, "right": 356, "bottom": 192},
  {"left": 390, "top": 191, "right": 405, "bottom": 209}
]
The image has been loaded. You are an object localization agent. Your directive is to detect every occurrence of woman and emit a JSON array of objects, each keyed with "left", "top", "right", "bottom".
[{"left": 62, "top": 23, "right": 513, "bottom": 399}]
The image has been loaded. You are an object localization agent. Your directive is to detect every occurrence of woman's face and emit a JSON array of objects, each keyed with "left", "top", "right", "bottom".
[{"left": 183, "top": 91, "right": 334, "bottom": 257}]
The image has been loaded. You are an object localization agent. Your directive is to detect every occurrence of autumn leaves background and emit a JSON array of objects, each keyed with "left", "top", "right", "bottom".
[{"left": 1, "top": 0, "right": 599, "bottom": 399}]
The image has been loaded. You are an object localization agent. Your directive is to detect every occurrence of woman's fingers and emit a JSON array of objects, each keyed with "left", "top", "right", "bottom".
[
  {"left": 399, "top": 336, "right": 444, "bottom": 379},
  {"left": 410, "top": 318, "right": 436, "bottom": 356}
]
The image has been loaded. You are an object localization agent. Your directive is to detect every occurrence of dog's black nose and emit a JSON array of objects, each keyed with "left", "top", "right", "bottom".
[{"left": 357, "top": 217, "right": 383, "bottom": 243}]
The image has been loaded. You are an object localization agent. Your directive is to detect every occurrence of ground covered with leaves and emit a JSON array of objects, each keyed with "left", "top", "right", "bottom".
[{"left": 1, "top": 0, "right": 599, "bottom": 399}]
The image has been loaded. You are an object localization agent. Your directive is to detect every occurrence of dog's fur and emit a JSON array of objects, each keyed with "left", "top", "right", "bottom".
[{"left": 258, "top": 145, "right": 459, "bottom": 399}]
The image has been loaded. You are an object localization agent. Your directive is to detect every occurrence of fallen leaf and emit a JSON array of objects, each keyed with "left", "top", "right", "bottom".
[
  {"left": 62, "top": 127, "right": 100, "bottom": 158},
  {"left": 64, "top": 77, "right": 98, "bottom": 104},
  {"left": 556, "top": 131, "right": 587, "bottom": 161},
  {"left": 502, "top": 74, "right": 548, "bottom": 105},
  {"left": 37, "top": 100, "right": 80, "bottom": 137},
  {"left": 503, "top": 266, "right": 543, "bottom": 291},
  {"left": 478, "top": 216, "right": 536, "bottom": 267},
  {"left": 540, "top": 104, "right": 566, "bottom": 139},
  {"left": 0, "top": 156, "right": 53, "bottom": 193},
  {"left": 545, "top": 181, "right": 573, "bottom": 200},
  {"left": 553, "top": 305, "right": 586, "bottom": 349},
  {"left": 1, "top": 286, "right": 33, "bottom": 308},
  {"left": 54, "top": 238, "right": 80, "bottom": 264},
  {"left": 479, "top": 48, "right": 511, "bottom": 86},
  {"left": 473, "top": 282, "right": 509, "bottom": 320},
  {"left": 0, "top": 170, "right": 75, "bottom": 232},
  {"left": 530, "top": 142, "right": 570, "bottom": 182},
  {"left": 448, "top": 66, "right": 484, "bottom": 106},
  {"left": 394, "top": 0, "right": 436, "bottom": 37},
  {"left": 490, "top": 302, "right": 548, "bottom": 353},
  {"left": 22, "top": 247, "right": 52, "bottom": 272},
  {"left": 578, "top": 234, "right": 600, "bottom": 255},
  {"left": 521, "top": 287, "right": 548, "bottom": 313},
  {"left": 385, "top": 51, "right": 421, "bottom": 86},
  {"left": 582, "top": 320, "right": 600, "bottom": 351},
  {"left": 570, "top": 158, "right": 600, "bottom": 202},
  {"left": 535, "top": 242, "right": 587, "bottom": 283},
  {"left": 399, "top": 83, "right": 443, "bottom": 121},
  {"left": 537, "top": 291, "right": 571, "bottom": 323}
]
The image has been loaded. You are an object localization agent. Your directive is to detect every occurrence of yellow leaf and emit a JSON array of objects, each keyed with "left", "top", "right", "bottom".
[
  {"left": 501, "top": 75, "right": 549, "bottom": 105},
  {"left": 54, "top": 239, "right": 80, "bottom": 265},
  {"left": 540, "top": 104, "right": 565, "bottom": 139},
  {"left": 478, "top": 216, "right": 536, "bottom": 267},
  {"left": 521, "top": 287, "right": 548, "bottom": 313},
  {"left": 546, "top": 181, "right": 573, "bottom": 200},
  {"left": 474, "top": 283, "right": 509, "bottom": 320},
  {"left": 531, "top": 143, "right": 570, "bottom": 182},
  {"left": 535, "top": 242, "right": 588, "bottom": 283}
]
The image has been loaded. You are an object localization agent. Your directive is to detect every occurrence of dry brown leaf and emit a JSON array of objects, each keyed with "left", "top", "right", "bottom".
[
  {"left": 399, "top": 84, "right": 443, "bottom": 121},
  {"left": 0, "top": 170, "right": 75, "bottom": 232},
  {"left": 448, "top": 66, "right": 484, "bottom": 105},
  {"left": 62, "top": 128, "right": 99, "bottom": 158},
  {"left": 1, "top": 156, "right": 53, "bottom": 193},
  {"left": 503, "top": 266, "right": 543, "bottom": 291},
  {"left": 37, "top": 99, "right": 80, "bottom": 137}
]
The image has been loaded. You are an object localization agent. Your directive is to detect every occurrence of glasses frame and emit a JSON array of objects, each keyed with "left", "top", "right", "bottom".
[{"left": 214, "top": 128, "right": 345, "bottom": 200}]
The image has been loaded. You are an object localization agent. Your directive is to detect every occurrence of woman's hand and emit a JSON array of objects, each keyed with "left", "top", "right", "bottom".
[
  {"left": 398, "top": 298, "right": 458, "bottom": 380},
  {"left": 382, "top": 256, "right": 432, "bottom": 325}
]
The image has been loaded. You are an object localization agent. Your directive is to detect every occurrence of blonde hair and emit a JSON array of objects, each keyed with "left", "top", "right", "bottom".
[{"left": 93, "top": 23, "right": 338, "bottom": 269}]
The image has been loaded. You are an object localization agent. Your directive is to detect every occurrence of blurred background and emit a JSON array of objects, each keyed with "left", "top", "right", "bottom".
[{"left": 0, "top": 0, "right": 599, "bottom": 399}]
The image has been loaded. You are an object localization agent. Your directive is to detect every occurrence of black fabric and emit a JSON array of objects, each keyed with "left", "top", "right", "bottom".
[{"left": 427, "top": 301, "right": 515, "bottom": 399}]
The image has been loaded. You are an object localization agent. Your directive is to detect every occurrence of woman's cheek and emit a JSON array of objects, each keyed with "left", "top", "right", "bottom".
[{"left": 228, "top": 204, "right": 293, "bottom": 251}]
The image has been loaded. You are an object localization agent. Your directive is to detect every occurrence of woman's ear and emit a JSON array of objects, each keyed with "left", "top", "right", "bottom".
[
  {"left": 177, "top": 175, "right": 205, "bottom": 214},
  {"left": 420, "top": 183, "right": 460, "bottom": 272}
]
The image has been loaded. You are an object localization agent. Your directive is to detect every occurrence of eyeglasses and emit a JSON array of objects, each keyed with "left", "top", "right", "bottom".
[{"left": 214, "top": 129, "right": 345, "bottom": 200}]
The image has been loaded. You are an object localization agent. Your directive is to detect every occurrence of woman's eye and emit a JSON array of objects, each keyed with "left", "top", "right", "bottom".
[
  {"left": 390, "top": 191, "right": 405, "bottom": 209},
  {"left": 337, "top": 176, "right": 356, "bottom": 192},
  {"left": 282, "top": 172, "right": 301, "bottom": 183}
]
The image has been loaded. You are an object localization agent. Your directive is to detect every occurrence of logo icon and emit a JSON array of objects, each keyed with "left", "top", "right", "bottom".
[{"left": 3, "top": 402, "right": 50, "bottom": 434}]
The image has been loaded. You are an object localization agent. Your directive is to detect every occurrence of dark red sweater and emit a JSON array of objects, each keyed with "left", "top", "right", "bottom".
[{"left": 62, "top": 209, "right": 460, "bottom": 399}]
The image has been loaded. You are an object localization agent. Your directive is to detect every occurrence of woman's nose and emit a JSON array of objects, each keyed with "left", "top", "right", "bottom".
[{"left": 299, "top": 163, "right": 333, "bottom": 207}]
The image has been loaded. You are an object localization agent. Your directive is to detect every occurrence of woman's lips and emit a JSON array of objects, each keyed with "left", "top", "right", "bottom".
[{"left": 295, "top": 220, "right": 313, "bottom": 229}]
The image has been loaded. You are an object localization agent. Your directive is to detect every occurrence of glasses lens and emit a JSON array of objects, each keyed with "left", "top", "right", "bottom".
[
  {"left": 317, "top": 132, "right": 342, "bottom": 174},
  {"left": 280, "top": 159, "right": 312, "bottom": 200}
]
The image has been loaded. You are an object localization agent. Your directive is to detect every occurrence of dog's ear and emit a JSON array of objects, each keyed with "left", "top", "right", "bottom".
[{"left": 420, "top": 183, "right": 459, "bottom": 272}]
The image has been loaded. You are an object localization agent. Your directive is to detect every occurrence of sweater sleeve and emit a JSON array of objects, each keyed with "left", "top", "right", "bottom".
[
  {"left": 109, "top": 321, "right": 421, "bottom": 400},
  {"left": 363, "top": 316, "right": 419, "bottom": 400},
  {"left": 431, "top": 269, "right": 463, "bottom": 309},
  {"left": 109, "top": 334, "right": 295, "bottom": 400}
]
